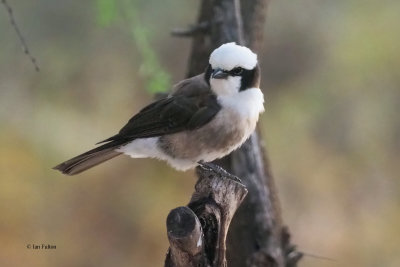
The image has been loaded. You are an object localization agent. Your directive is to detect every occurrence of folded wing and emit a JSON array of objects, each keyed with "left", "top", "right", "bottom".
[{"left": 54, "top": 75, "right": 220, "bottom": 175}]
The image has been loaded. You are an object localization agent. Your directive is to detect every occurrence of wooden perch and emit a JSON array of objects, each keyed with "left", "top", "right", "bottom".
[
  {"left": 165, "top": 164, "right": 248, "bottom": 267},
  {"left": 166, "top": 206, "right": 206, "bottom": 267}
]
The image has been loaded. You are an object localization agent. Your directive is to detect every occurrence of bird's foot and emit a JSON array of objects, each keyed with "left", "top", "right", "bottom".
[{"left": 197, "top": 161, "right": 242, "bottom": 183}]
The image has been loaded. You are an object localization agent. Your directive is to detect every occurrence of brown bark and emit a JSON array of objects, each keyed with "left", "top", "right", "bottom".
[
  {"left": 165, "top": 164, "right": 248, "bottom": 267},
  {"left": 165, "top": 206, "right": 206, "bottom": 267}
]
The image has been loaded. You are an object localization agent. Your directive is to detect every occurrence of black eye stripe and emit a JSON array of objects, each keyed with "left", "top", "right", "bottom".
[
  {"left": 229, "top": 67, "right": 243, "bottom": 76},
  {"left": 207, "top": 67, "right": 245, "bottom": 77}
]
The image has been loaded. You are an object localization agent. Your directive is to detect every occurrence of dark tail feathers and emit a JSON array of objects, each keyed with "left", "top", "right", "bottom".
[{"left": 53, "top": 142, "right": 124, "bottom": 176}]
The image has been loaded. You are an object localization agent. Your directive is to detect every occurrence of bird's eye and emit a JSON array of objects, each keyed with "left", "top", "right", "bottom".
[{"left": 231, "top": 67, "right": 243, "bottom": 76}]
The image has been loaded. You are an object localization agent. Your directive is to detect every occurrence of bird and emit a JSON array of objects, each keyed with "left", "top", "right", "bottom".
[{"left": 54, "top": 42, "right": 264, "bottom": 175}]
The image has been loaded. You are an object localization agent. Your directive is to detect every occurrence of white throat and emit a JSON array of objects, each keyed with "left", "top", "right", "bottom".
[
  {"left": 218, "top": 87, "right": 265, "bottom": 119},
  {"left": 210, "top": 76, "right": 241, "bottom": 96}
]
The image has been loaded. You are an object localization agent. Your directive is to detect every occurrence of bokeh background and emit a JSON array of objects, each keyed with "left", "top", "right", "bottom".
[{"left": 1, "top": 0, "right": 399, "bottom": 266}]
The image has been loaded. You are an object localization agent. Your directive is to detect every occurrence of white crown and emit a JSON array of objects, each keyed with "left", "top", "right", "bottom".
[{"left": 209, "top": 42, "right": 258, "bottom": 70}]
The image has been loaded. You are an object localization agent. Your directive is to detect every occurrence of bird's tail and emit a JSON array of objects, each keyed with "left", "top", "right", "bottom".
[{"left": 53, "top": 141, "right": 125, "bottom": 176}]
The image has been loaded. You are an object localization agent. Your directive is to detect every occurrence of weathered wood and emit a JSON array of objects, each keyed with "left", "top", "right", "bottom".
[
  {"left": 190, "top": 163, "right": 248, "bottom": 267},
  {"left": 165, "top": 164, "right": 248, "bottom": 267},
  {"left": 165, "top": 207, "right": 207, "bottom": 267}
]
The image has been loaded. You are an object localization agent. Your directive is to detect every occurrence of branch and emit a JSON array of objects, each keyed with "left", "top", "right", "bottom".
[
  {"left": 1, "top": 0, "right": 40, "bottom": 71},
  {"left": 165, "top": 163, "right": 248, "bottom": 267},
  {"left": 171, "top": 21, "right": 210, "bottom": 38},
  {"left": 165, "top": 207, "right": 207, "bottom": 267}
]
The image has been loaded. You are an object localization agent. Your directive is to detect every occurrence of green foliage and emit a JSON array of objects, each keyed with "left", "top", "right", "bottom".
[
  {"left": 96, "top": 0, "right": 117, "bottom": 26},
  {"left": 130, "top": 24, "right": 171, "bottom": 93},
  {"left": 95, "top": 0, "right": 170, "bottom": 93}
]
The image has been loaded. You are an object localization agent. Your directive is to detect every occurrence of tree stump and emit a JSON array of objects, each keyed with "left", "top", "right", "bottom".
[{"left": 165, "top": 164, "right": 248, "bottom": 267}]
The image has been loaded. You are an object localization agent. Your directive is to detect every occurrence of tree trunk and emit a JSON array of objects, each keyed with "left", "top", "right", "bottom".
[{"left": 167, "top": 0, "right": 302, "bottom": 266}]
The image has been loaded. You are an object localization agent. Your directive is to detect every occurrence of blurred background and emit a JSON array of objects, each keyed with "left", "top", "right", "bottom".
[{"left": 0, "top": 0, "right": 399, "bottom": 266}]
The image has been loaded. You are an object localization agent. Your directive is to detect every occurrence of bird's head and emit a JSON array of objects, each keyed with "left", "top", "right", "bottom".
[{"left": 206, "top": 42, "right": 260, "bottom": 96}]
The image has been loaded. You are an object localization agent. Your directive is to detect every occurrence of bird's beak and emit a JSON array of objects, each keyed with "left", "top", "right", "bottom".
[{"left": 212, "top": 68, "right": 229, "bottom": 79}]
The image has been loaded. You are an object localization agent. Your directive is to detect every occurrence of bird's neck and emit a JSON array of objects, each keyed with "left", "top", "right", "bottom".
[{"left": 218, "top": 88, "right": 265, "bottom": 119}]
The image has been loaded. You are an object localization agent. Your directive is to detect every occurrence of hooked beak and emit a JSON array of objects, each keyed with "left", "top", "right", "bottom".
[{"left": 212, "top": 68, "right": 229, "bottom": 79}]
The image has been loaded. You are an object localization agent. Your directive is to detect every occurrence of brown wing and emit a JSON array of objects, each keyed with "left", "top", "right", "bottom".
[
  {"left": 98, "top": 74, "right": 220, "bottom": 143},
  {"left": 54, "top": 74, "right": 219, "bottom": 175}
]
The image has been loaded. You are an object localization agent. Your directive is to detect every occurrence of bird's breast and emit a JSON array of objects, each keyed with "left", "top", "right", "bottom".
[{"left": 158, "top": 88, "right": 264, "bottom": 162}]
